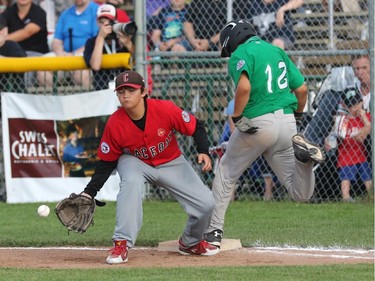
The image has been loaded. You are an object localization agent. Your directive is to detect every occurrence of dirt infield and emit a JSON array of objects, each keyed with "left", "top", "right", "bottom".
[{"left": 0, "top": 246, "right": 373, "bottom": 268}]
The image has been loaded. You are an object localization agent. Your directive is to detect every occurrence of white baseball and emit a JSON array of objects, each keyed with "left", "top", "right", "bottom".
[{"left": 37, "top": 205, "right": 50, "bottom": 217}]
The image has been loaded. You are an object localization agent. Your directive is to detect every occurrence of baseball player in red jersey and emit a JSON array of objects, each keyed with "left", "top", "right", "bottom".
[{"left": 81, "top": 70, "right": 218, "bottom": 264}]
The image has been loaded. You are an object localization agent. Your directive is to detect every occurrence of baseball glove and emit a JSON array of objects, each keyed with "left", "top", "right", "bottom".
[{"left": 55, "top": 193, "right": 96, "bottom": 234}]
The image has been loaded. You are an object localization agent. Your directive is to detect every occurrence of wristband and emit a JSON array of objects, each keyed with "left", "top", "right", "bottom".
[{"left": 231, "top": 115, "right": 242, "bottom": 124}]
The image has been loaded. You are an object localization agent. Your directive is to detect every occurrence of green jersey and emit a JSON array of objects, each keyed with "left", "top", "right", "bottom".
[{"left": 228, "top": 36, "right": 305, "bottom": 119}]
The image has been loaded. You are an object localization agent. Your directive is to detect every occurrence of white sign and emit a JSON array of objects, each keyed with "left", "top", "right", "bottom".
[{"left": 1, "top": 90, "right": 121, "bottom": 203}]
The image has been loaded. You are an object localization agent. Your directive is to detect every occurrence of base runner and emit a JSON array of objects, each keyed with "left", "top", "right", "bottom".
[{"left": 205, "top": 20, "right": 326, "bottom": 249}]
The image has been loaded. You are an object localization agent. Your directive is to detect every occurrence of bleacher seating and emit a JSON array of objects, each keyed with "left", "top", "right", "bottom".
[{"left": 291, "top": 0, "right": 368, "bottom": 77}]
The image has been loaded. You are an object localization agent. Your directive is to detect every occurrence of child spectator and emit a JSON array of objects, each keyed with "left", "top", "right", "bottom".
[
  {"left": 334, "top": 88, "right": 372, "bottom": 202},
  {"left": 150, "top": 0, "right": 188, "bottom": 52}
]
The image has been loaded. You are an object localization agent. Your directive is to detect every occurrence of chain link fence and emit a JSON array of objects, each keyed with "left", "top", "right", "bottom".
[{"left": 0, "top": 0, "right": 372, "bottom": 203}]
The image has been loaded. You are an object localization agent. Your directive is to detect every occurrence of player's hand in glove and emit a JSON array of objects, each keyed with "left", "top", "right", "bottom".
[
  {"left": 55, "top": 192, "right": 97, "bottom": 234},
  {"left": 232, "top": 115, "right": 258, "bottom": 134},
  {"left": 294, "top": 111, "right": 304, "bottom": 127}
]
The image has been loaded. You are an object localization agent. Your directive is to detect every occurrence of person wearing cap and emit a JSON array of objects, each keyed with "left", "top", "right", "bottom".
[
  {"left": 84, "top": 4, "right": 154, "bottom": 93},
  {"left": 84, "top": 3, "right": 128, "bottom": 91},
  {"left": 76, "top": 70, "right": 219, "bottom": 264},
  {"left": 332, "top": 88, "right": 372, "bottom": 202}
]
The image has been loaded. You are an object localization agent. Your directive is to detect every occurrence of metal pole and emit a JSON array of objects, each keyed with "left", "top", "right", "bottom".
[
  {"left": 328, "top": 0, "right": 334, "bottom": 49},
  {"left": 227, "top": 0, "right": 233, "bottom": 21},
  {"left": 368, "top": 0, "right": 375, "bottom": 189},
  {"left": 134, "top": 0, "right": 147, "bottom": 82}
]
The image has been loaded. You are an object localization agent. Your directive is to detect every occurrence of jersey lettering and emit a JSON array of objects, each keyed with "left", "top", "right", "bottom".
[
  {"left": 265, "top": 61, "right": 288, "bottom": 93},
  {"left": 158, "top": 142, "right": 165, "bottom": 153},
  {"left": 119, "top": 131, "right": 175, "bottom": 160},
  {"left": 149, "top": 146, "right": 157, "bottom": 157}
]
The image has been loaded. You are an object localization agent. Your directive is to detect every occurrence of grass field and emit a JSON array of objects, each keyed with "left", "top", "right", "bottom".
[{"left": 0, "top": 200, "right": 373, "bottom": 280}]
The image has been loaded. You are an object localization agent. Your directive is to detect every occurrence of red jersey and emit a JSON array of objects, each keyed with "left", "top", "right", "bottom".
[
  {"left": 98, "top": 99, "right": 197, "bottom": 166},
  {"left": 337, "top": 112, "right": 371, "bottom": 167}
]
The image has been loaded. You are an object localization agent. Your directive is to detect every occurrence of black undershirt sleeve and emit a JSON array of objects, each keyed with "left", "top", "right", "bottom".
[
  {"left": 83, "top": 160, "right": 118, "bottom": 198},
  {"left": 192, "top": 119, "right": 210, "bottom": 156}
]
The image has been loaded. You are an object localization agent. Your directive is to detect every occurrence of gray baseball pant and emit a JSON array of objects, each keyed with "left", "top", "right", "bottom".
[
  {"left": 113, "top": 154, "right": 214, "bottom": 247},
  {"left": 208, "top": 110, "right": 315, "bottom": 232}
]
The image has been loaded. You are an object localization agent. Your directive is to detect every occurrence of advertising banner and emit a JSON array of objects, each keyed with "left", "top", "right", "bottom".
[{"left": 1, "top": 90, "right": 121, "bottom": 203}]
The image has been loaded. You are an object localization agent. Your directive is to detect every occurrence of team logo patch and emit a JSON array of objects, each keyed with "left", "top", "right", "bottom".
[
  {"left": 182, "top": 111, "right": 190, "bottom": 123},
  {"left": 236, "top": 60, "right": 245, "bottom": 71},
  {"left": 100, "top": 142, "right": 110, "bottom": 154},
  {"left": 158, "top": 128, "right": 165, "bottom": 137}
]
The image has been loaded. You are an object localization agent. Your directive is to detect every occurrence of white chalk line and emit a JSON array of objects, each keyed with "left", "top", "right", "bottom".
[
  {"left": 0, "top": 246, "right": 373, "bottom": 260},
  {"left": 251, "top": 249, "right": 373, "bottom": 260}
]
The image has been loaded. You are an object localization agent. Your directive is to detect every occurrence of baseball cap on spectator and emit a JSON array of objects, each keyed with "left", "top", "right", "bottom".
[
  {"left": 341, "top": 87, "right": 362, "bottom": 108},
  {"left": 115, "top": 70, "right": 145, "bottom": 91},
  {"left": 97, "top": 4, "right": 116, "bottom": 20}
]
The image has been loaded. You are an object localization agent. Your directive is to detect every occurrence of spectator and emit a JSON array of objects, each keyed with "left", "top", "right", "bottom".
[
  {"left": 333, "top": 88, "right": 372, "bottom": 202},
  {"left": 183, "top": 0, "right": 227, "bottom": 51},
  {"left": 238, "top": 0, "right": 303, "bottom": 50},
  {"left": 150, "top": 0, "right": 188, "bottom": 53},
  {"left": 84, "top": 4, "right": 132, "bottom": 90},
  {"left": 93, "top": 0, "right": 130, "bottom": 23},
  {"left": 304, "top": 59, "right": 371, "bottom": 202},
  {"left": 304, "top": 53, "right": 371, "bottom": 147},
  {"left": 0, "top": 17, "right": 26, "bottom": 93},
  {"left": 0, "top": 0, "right": 49, "bottom": 55},
  {"left": 37, "top": 0, "right": 99, "bottom": 89},
  {"left": 79, "top": 70, "right": 218, "bottom": 263},
  {"left": 352, "top": 54, "right": 371, "bottom": 167},
  {"left": 352, "top": 54, "right": 370, "bottom": 113}
]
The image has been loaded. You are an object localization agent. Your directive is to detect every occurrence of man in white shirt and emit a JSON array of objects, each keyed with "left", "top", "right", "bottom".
[{"left": 352, "top": 54, "right": 371, "bottom": 112}]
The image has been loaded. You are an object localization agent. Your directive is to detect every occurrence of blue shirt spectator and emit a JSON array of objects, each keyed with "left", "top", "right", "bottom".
[{"left": 54, "top": 0, "right": 99, "bottom": 53}]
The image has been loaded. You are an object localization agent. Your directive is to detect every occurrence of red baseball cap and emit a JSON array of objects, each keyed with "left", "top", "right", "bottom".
[{"left": 114, "top": 70, "right": 145, "bottom": 91}]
